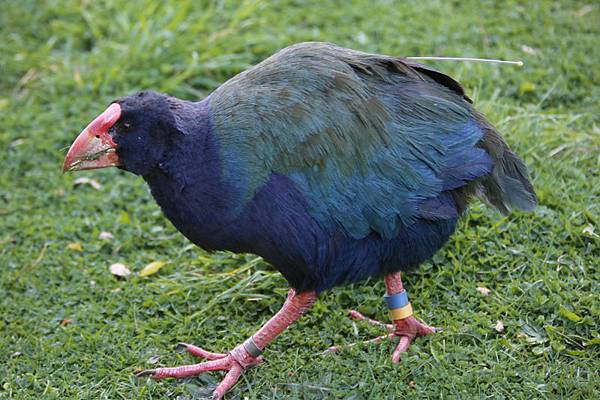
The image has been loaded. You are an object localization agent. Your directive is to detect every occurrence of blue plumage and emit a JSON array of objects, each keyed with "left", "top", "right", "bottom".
[
  {"left": 109, "top": 42, "right": 536, "bottom": 293},
  {"left": 62, "top": 43, "right": 539, "bottom": 396},
  {"left": 140, "top": 99, "right": 482, "bottom": 292}
]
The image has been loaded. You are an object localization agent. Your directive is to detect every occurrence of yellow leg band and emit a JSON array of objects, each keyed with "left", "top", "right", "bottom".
[{"left": 389, "top": 303, "right": 413, "bottom": 320}]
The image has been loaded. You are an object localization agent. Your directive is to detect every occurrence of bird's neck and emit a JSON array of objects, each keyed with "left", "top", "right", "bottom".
[{"left": 142, "top": 97, "right": 242, "bottom": 249}]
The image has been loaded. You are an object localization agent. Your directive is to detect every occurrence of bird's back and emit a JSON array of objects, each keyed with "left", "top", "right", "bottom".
[{"left": 174, "top": 42, "right": 536, "bottom": 291}]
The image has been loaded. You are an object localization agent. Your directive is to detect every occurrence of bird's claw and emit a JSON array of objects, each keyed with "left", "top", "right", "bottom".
[
  {"left": 174, "top": 342, "right": 188, "bottom": 352},
  {"left": 134, "top": 369, "right": 156, "bottom": 378},
  {"left": 326, "top": 310, "right": 437, "bottom": 362},
  {"left": 136, "top": 343, "right": 263, "bottom": 400}
]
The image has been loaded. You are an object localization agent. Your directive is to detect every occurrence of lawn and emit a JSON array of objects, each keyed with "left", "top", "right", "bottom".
[{"left": 1, "top": 0, "right": 599, "bottom": 398}]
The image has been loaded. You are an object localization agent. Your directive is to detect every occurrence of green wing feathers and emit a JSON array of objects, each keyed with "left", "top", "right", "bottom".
[{"left": 210, "top": 42, "right": 536, "bottom": 239}]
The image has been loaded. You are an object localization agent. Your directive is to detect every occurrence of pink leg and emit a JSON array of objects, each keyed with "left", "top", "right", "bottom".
[
  {"left": 329, "top": 272, "right": 436, "bottom": 362},
  {"left": 385, "top": 272, "right": 436, "bottom": 362},
  {"left": 137, "top": 289, "right": 317, "bottom": 400}
]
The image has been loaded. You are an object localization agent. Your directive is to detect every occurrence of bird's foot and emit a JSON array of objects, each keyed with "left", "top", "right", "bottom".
[
  {"left": 326, "top": 310, "right": 437, "bottom": 362},
  {"left": 136, "top": 342, "right": 263, "bottom": 400}
]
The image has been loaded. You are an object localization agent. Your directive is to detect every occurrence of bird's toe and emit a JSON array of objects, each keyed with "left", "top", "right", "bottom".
[
  {"left": 176, "top": 342, "right": 227, "bottom": 360},
  {"left": 135, "top": 369, "right": 157, "bottom": 378}
]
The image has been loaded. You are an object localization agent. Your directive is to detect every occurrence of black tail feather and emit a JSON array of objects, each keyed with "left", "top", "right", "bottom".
[{"left": 474, "top": 112, "right": 537, "bottom": 214}]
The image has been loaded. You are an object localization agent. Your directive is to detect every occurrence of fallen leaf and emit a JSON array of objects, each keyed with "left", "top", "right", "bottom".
[
  {"left": 520, "top": 44, "right": 538, "bottom": 55},
  {"left": 582, "top": 225, "right": 599, "bottom": 239},
  {"left": 476, "top": 286, "right": 491, "bottom": 296},
  {"left": 575, "top": 5, "right": 593, "bottom": 17},
  {"left": 10, "top": 139, "right": 24, "bottom": 148},
  {"left": 73, "top": 177, "right": 102, "bottom": 190},
  {"left": 559, "top": 307, "right": 582, "bottom": 322},
  {"left": 139, "top": 261, "right": 167, "bottom": 277},
  {"left": 519, "top": 81, "right": 536, "bottom": 95},
  {"left": 110, "top": 263, "right": 131, "bottom": 278},
  {"left": 99, "top": 231, "right": 114, "bottom": 240},
  {"left": 495, "top": 320, "right": 505, "bottom": 333},
  {"left": 118, "top": 211, "right": 131, "bottom": 225},
  {"left": 67, "top": 242, "right": 83, "bottom": 252}
]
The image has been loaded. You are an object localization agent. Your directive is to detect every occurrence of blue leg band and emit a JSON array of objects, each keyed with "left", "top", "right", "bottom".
[{"left": 384, "top": 290, "right": 409, "bottom": 309}]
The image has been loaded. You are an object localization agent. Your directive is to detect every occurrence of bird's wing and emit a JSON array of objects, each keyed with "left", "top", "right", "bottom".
[{"left": 210, "top": 42, "right": 492, "bottom": 239}]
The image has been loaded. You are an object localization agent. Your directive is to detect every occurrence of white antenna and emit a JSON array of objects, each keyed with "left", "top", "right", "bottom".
[{"left": 406, "top": 56, "right": 523, "bottom": 66}]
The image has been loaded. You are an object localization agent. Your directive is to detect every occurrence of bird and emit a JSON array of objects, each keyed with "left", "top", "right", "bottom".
[{"left": 63, "top": 42, "right": 536, "bottom": 399}]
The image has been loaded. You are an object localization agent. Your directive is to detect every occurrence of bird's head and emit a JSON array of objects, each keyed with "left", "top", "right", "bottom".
[{"left": 63, "top": 91, "right": 182, "bottom": 176}]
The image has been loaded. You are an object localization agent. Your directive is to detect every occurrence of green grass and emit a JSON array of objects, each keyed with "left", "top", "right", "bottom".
[{"left": 1, "top": 0, "right": 599, "bottom": 398}]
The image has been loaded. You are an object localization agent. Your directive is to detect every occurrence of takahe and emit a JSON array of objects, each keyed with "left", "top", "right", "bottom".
[{"left": 63, "top": 42, "right": 536, "bottom": 399}]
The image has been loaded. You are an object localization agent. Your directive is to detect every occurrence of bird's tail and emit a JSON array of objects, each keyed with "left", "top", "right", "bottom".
[{"left": 473, "top": 112, "right": 537, "bottom": 214}]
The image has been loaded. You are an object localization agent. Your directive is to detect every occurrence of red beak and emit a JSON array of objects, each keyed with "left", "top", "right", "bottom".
[{"left": 62, "top": 103, "right": 122, "bottom": 172}]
